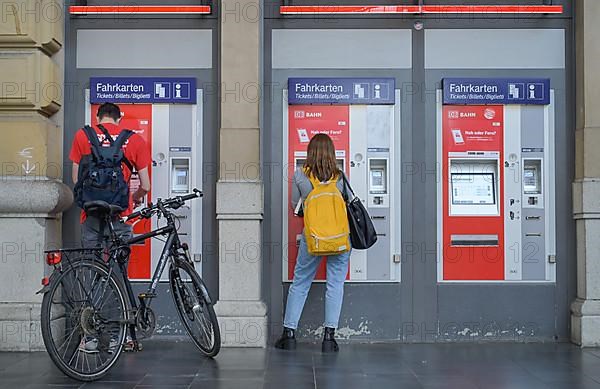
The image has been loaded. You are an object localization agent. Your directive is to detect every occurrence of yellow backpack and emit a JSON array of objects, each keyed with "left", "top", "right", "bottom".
[{"left": 303, "top": 170, "right": 350, "bottom": 256}]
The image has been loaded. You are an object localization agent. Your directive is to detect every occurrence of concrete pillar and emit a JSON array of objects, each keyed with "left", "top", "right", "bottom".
[
  {"left": 214, "top": 0, "right": 267, "bottom": 347},
  {"left": 0, "top": 0, "right": 72, "bottom": 351},
  {"left": 571, "top": 0, "right": 600, "bottom": 346}
]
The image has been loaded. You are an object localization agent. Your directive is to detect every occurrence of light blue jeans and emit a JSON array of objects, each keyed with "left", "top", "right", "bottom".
[{"left": 283, "top": 236, "right": 351, "bottom": 330}]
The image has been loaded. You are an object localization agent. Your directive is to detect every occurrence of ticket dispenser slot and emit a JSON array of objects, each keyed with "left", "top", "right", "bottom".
[
  {"left": 171, "top": 158, "right": 190, "bottom": 194},
  {"left": 368, "top": 158, "right": 388, "bottom": 207},
  {"left": 294, "top": 156, "right": 346, "bottom": 174}
]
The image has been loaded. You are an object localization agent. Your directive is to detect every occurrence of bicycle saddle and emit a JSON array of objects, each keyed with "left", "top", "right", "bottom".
[{"left": 83, "top": 200, "right": 125, "bottom": 217}]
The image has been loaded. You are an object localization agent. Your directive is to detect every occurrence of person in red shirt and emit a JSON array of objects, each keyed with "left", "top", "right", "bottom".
[{"left": 69, "top": 102, "right": 152, "bottom": 248}]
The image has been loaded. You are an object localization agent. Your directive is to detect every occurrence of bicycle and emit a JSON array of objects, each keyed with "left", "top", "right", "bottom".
[{"left": 38, "top": 188, "right": 221, "bottom": 381}]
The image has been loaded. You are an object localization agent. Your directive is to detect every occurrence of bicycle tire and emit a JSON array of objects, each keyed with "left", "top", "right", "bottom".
[
  {"left": 41, "top": 260, "right": 128, "bottom": 381},
  {"left": 169, "top": 259, "right": 221, "bottom": 357}
]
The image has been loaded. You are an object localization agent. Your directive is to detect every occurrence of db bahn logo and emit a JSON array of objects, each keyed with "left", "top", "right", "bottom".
[
  {"left": 448, "top": 111, "right": 459, "bottom": 119},
  {"left": 294, "top": 111, "right": 305, "bottom": 118},
  {"left": 484, "top": 108, "right": 496, "bottom": 120}
]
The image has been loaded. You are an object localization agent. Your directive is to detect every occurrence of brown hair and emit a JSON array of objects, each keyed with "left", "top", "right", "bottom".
[{"left": 303, "top": 133, "right": 340, "bottom": 182}]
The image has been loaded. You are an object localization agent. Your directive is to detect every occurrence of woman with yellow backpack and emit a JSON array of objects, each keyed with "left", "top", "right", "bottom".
[{"left": 275, "top": 133, "right": 352, "bottom": 353}]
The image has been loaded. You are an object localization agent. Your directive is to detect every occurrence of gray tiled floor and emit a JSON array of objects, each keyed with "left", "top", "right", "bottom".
[{"left": 1, "top": 340, "right": 600, "bottom": 388}]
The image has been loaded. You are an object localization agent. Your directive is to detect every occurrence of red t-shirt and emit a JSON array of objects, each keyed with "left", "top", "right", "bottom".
[{"left": 69, "top": 123, "right": 152, "bottom": 222}]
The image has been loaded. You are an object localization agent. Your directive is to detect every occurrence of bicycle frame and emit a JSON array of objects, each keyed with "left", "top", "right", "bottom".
[
  {"left": 126, "top": 224, "right": 178, "bottom": 295},
  {"left": 103, "top": 215, "right": 186, "bottom": 344}
]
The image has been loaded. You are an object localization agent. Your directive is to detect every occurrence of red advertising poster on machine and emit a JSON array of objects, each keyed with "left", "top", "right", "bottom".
[
  {"left": 442, "top": 105, "right": 504, "bottom": 280},
  {"left": 91, "top": 103, "right": 153, "bottom": 280},
  {"left": 287, "top": 105, "right": 350, "bottom": 281}
]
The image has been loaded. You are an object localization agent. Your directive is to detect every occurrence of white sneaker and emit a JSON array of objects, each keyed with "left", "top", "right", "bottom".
[
  {"left": 78, "top": 337, "right": 99, "bottom": 354},
  {"left": 107, "top": 337, "right": 119, "bottom": 354},
  {"left": 79, "top": 336, "right": 119, "bottom": 354}
]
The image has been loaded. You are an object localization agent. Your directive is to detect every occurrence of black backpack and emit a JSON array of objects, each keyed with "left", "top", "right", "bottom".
[{"left": 73, "top": 124, "right": 134, "bottom": 210}]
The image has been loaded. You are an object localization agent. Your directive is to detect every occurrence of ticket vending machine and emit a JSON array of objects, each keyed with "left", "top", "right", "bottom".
[
  {"left": 284, "top": 78, "right": 401, "bottom": 282},
  {"left": 87, "top": 77, "right": 203, "bottom": 281},
  {"left": 437, "top": 78, "right": 556, "bottom": 282}
]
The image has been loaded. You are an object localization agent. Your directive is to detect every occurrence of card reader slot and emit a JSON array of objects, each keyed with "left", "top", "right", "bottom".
[
  {"left": 525, "top": 233, "right": 542, "bottom": 237},
  {"left": 451, "top": 234, "right": 499, "bottom": 246}
]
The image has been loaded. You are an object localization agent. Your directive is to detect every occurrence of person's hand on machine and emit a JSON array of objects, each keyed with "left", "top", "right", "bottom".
[
  {"left": 133, "top": 194, "right": 145, "bottom": 208},
  {"left": 132, "top": 167, "right": 151, "bottom": 208}
]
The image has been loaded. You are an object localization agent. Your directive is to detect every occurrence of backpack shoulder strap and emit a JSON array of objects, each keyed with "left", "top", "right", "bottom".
[
  {"left": 113, "top": 129, "right": 133, "bottom": 149},
  {"left": 97, "top": 124, "right": 115, "bottom": 145},
  {"left": 113, "top": 129, "right": 135, "bottom": 172},
  {"left": 95, "top": 125, "right": 134, "bottom": 171},
  {"left": 303, "top": 168, "right": 320, "bottom": 188},
  {"left": 82, "top": 125, "right": 101, "bottom": 159}
]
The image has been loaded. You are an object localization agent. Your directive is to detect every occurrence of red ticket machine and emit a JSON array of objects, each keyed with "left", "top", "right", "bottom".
[
  {"left": 284, "top": 78, "right": 400, "bottom": 283},
  {"left": 90, "top": 103, "right": 153, "bottom": 279},
  {"left": 286, "top": 105, "right": 350, "bottom": 281},
  {"left": 441, "top": 105, "right": 505, "bottom": 280}
]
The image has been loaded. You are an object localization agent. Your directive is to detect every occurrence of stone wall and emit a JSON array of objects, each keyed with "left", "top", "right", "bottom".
[{"left": 0, "top": 0, "right": 72, "bottom": 351}]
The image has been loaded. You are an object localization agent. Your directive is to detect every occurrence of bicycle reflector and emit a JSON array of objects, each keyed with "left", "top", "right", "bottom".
[
  {"left": 41, "top": 277, "right": 49, "bottom": 286},
  {"left": 46, "top": 252, "right": 62, "bottom": 266}
]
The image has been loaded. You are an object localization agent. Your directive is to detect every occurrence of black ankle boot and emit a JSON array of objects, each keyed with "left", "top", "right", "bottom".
[
  {"left": 275, "top": 327, "right": 297, "bottom": 350},
  {"left": 322, "top": 327, "right": 339, "bottom": 353}
]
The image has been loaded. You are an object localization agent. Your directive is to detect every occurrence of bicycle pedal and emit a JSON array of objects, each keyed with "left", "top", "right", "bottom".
[
  {"left": 124, "top": 340, "right": 143, "bottom": 352},
  {"left": 138, "top": 293, "right": 156, "bottom": 299}
]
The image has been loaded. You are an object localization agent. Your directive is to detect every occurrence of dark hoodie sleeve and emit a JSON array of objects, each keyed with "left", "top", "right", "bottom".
[{"left": 291, "top": 169, "right": 302, "bottom": 212}]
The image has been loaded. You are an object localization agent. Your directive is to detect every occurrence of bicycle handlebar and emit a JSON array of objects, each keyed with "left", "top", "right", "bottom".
[
  {"left": 178, "top": 190, "right": 202, "bottom": 203},
  {"left": 124, "top": 188, "right": 202, "bottom": 222},
  {"left": 125, "top": 208, "right": 146, "bottom": 221}
]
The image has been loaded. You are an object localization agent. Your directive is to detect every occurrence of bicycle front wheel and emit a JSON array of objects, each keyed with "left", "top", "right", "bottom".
[
  {"left": 41, "top": 260, "right": 128, "bottom": 381},
  {"left": 169, "top": 260, "right": 220, "bottom": 357}
]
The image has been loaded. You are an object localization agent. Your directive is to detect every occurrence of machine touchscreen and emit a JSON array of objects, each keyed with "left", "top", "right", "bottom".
[{"left": 451, "top": 173, "right": 496, "bottom": 205}]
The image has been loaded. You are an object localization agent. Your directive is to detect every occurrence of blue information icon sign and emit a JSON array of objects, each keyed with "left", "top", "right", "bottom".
[
  {"left": 288, "top": 78, "right": 395, "bottom": 105},
  {"left": 172, "top": 82, "right": 191, "bottom": 100},
  {"left": 442, "top": 78, "right": 550, "bottom": 105},
  {"left": 526, "top": 82, "right": 545, "bottom": 101}
]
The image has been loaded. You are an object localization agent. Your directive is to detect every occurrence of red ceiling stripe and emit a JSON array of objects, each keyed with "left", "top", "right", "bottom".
[
  {"left": 69, "top": 4, "right": 563, "bottom": 15},
  {"left": 279, "top": 5, "right": 563, "bottom": 15},
  {"left": 279, "top": 5, "right": 421, "bottom": 14},
  {"left": 421, "top": 5, "right": 563, "bottom": 14},
  {"left": 69, "top": 5, "right": 211, "bottom": 15}
]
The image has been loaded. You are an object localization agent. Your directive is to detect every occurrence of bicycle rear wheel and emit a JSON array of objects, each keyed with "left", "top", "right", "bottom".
[
  {"left": 169, "top": 260, "right": 220, "bottom": 357},
  {"left": 41, "top": 260, "right": 128, "bottom": 381}
]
